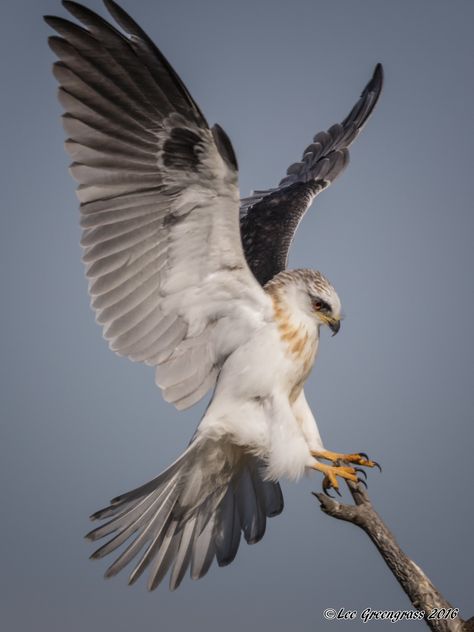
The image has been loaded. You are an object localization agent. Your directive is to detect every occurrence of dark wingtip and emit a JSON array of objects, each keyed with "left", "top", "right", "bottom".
[
  {"left": 62, "top": 0, "right": 79, "bottom": 11},
  {"left": 62, "top": 0, "right": 83, "bottom": 8},
  {"left": 246, "top": 530, "right": 266, "bottom": 546},
  {"left": 102, "top": 0, "right": 125, "bottom": 22},
  {"left": 128, "top": 573, "right": 140, "bottom": 586},
  {"left": 267, "top": 507, "right": 283, "bottom": 518},
  {"left": 61, "top": 0, "right": 87, "bottom": 22},
  {"left": 85, "top": 523, "right": 106, "bottom": 540},
  {"left": 89, "top": 506, "right": 110, "bottom": 521},
  {"left": 62, "top": 0, "right": 102, "bottom": 23},
  {"left": 102, "top": 0, "right": 142, "bottom": 37},
  {"left": 103, "top": 0, "right": 121, "bottom": 14},
  {"left": 372, "top": 62, "right": 384, "bottom": 92},
  {"left": 217, "top": 554, "right": 238, "bottom": 568},
  {"left": 361, "top": 62, "right": 384, "bottom": 99},
  {"left": 110, "top": 494, "right": 126, "bottom": 505}
]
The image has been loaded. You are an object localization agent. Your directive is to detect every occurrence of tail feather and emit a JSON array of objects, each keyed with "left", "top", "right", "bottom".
[
  {"left": 86, "top": 439, "right": 284, "bottom": 589},
  {"left": 103, "top": 446, "right": 193, "bottom": 510},
  {"left": 88, "top": 484, "right": 172, "bottom": 555},
  {"left": 235, "top": 467, "right": 266, "bottom": 544},
  {"left": 128, "top": 517, "right": 171, "bottom": 585},
  {"left": 104, "top": 486, "right": 177, "bottom": 578},
  {"left": 169, "top": 518, "right": 197, "bottom": 590},
  {"left": 215, "top": 488, "right": 241, "bottom": 567},
  {"left": 253, "top": 473, "right": 284, "bottom": 517},
  {"left": 147, "top": 521, "right": 180, "bottom": 591},
  {"left": 190, "top": 512, "right": 217, "bottom": 580},
  {"left": 87, "top": 491, "right": 156, "bottom": 541}
]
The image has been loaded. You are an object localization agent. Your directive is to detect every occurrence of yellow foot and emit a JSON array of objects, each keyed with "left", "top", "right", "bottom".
[
  {"left": 311, "top": 461, "right": 358, "bottom": 496},
  {"left": 311, "top": 449, "right": 381, "bottom": 471}
]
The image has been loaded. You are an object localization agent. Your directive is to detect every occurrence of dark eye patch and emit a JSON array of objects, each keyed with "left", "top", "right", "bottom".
[{"left": 312, "top": 297, "right": 331, "bottom": 312}]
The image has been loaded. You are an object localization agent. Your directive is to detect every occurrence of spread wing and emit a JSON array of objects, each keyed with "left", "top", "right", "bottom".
[
  {"left": 240, "top": 64, "right": 383, "bottom": 286},
  {"left": 45, "top": 0, "right": 273, "bottom": 410}
]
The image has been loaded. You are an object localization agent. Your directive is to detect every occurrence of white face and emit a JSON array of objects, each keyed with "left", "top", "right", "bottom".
[
  {"left": 266, "top": 268, "right": 342, "bottom": 335},
  {"left": 305, "top": 276, "right": 342, "bottom": 335}
]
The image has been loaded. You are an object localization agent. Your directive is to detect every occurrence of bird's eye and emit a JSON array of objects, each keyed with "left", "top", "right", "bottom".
[{"left": 312, "top": 298, "right": 331, "bottom": 312}]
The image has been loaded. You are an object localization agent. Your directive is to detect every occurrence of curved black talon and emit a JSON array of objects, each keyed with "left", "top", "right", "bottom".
[
  {"left": 359, "top": 452, "right": 369, "bottom": 461},
  {"left": 373, "top": 461, "right": 382, "bottom": 473},
  {"left": 323, "top": 487, "right": 335, "bottom": 498},
  {"left": 357, "top": 478, "right": 368, "bottom": 489},
  {"left": 322, "top": 478, "right": 336, "bottom": 498},
  {"left": 354, "top": 467, "right": 367, "bottom": 480}
]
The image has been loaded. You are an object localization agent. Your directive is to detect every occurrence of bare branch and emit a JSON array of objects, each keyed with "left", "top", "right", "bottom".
[{"left": 313, "top": 481, "right": 471, "bottom": 632}]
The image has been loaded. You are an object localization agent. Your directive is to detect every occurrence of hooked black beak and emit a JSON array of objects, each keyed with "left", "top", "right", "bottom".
[{"left": 329, "top": 319, "right": 341, "bottom": 336}]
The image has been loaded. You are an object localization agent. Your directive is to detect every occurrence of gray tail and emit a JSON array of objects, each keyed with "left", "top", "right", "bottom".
[{"left": 85, "top": 439, "right": 283, "bottom": 591}]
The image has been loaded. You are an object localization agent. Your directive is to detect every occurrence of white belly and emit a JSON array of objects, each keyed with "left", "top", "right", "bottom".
[{"left": 198, "top": 321, "right": 320, "bottom": 480}]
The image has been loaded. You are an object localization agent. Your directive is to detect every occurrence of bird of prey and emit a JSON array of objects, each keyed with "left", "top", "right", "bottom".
[{"left": 46, "top": 0, "right": 383, "bottom": 591}]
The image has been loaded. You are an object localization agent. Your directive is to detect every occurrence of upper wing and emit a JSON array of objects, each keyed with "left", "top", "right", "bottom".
[
  {"left": 46, "top": 0, "right": 273, "bottom": 410},
  {"left": 240, "top": 64, "right": 383, "bottom": 286}
]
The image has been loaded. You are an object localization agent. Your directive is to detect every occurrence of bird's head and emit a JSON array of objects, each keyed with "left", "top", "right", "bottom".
[
  {"left": 303, "top": 270, "right": 342, "bottom": 336},
  {"left": 266, "top": 269, "right": 342, "bottom": 336}
]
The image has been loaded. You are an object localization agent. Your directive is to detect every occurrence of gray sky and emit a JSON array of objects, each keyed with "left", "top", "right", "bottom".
[{"left": 1, "top": 1, "right": 473, "bottom": 630}]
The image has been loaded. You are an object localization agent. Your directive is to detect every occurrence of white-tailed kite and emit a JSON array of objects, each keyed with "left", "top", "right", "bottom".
[{"left": 46, "top": 0, "right": 383, "bottom": 591}]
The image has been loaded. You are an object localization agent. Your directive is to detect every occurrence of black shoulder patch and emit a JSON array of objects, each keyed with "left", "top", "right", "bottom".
[{"left": 211, "top": 123, "right": 238, "bottom": 171}]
